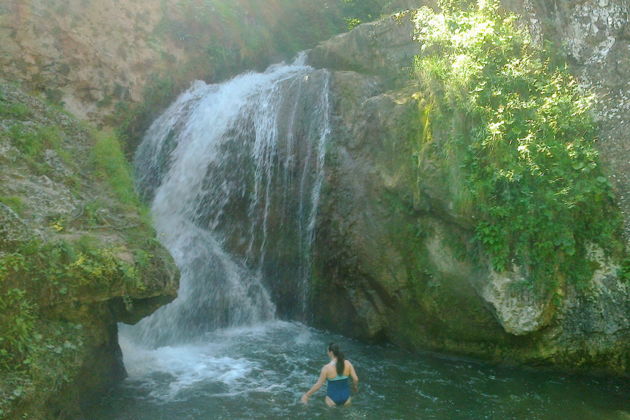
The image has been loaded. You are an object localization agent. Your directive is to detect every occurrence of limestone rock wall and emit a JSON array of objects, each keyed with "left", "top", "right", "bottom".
[
  {"left": 308, "top": 7, "right": 629, "bottom": 375},
  {"left": 0, "top": 0, "right": 169, "bottom": 120}
]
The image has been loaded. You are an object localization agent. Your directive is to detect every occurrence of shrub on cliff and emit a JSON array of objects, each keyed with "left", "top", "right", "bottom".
[{"left": 413, "top": 0, "right": 626, "bottom": 288}]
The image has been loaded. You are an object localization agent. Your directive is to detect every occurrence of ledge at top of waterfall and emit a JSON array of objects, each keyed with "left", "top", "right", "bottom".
[{"left": 128, "top": 54, "right": 332, "bottom": 347}]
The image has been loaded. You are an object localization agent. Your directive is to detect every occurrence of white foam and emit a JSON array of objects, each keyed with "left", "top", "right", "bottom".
[
  {"left": 129, "top": 57, "right": 332, "bottom": 346},
  {"left": 119, "top": 321, "right": 316, "bottom": 402},
  {"left": 121, "top": 338, "right": 258, "bottom": 399}
]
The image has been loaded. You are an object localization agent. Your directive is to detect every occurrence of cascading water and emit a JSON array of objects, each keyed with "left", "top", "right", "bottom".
[{"left": 125, "top": 55, "right": 331, "bottom": 347}]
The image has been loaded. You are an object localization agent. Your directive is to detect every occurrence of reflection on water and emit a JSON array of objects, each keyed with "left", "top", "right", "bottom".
[{"left": 93, "top": 322, "right": 629, "bottom": 420}]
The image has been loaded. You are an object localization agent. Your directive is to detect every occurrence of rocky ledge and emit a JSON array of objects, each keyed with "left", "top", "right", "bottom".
[{"left": 0, "top": 80, "right": 178, "bottom": 419}]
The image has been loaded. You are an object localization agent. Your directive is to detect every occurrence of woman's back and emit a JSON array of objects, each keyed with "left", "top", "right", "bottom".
[
  {"left": 324, "top": 359, "right": 352, "bottom": 380},
  {"left": 301, "top": 343, "right": 359, "bottom": 407}
]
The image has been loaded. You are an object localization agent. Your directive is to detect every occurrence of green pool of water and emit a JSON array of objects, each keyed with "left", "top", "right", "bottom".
[{"left": 92, "top": 322, "right": 629, "bottom": 420}]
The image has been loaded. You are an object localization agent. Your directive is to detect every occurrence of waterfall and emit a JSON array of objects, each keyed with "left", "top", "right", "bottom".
[{"left": 126, "top": 57, "right": 331, "bottom": 346}]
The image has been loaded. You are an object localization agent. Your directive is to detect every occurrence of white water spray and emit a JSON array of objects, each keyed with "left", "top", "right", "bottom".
[{"left": 126, "top": 57, "right": 331, "bottom": 347}]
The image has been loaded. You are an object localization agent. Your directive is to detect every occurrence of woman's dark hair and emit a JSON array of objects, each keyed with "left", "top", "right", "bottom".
[{"left": 328, "top": 343, "right": 345, "bottom": 376}]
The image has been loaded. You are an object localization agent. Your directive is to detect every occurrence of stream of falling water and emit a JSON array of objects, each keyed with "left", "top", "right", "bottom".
[
  {"left": 97, "top": 58, "right": 629, "bottom": 419},
  {"left": 124, "top": 54, "right": 330, "bottom": 347}
]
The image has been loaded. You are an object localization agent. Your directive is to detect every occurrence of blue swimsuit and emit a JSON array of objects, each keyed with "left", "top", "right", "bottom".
[{"left": 326, "top": 375, "right": 350, "bottom": 405}]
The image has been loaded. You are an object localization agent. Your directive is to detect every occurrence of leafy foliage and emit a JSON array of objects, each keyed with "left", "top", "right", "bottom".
[
  {"left": 92, "top": 131, "right": 141, "bottom": 207},
  {"left": 345, "top": 17, "right": 363, "bottom": 30},
  {"left": 413, "top": 0, "right": 625, "bottom": 287},
  {"left": 0, "top": 238, "right": 141, "bottom": 306},
  {"left": 0, "top": 318, "right": 84, "bottom": 417},
  {"left": 0, "top": 289, "right": 36, "bottom": 370}
]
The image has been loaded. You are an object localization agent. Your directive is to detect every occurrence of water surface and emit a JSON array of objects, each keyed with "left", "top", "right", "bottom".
[{"left": 93, "top": 322, "right": 629, "bottom": 420}]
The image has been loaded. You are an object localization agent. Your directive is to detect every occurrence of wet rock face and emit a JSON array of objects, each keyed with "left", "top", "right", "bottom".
[{"left": 308, "top": 8, "right": 628, "bottom": 374}]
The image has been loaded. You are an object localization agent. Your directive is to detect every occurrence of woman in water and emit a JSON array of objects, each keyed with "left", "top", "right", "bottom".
[{"left": 300, "top": 343, "right": 359, "bottom": 407}]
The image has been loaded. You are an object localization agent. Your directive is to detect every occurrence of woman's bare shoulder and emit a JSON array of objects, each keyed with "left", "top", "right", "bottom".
[{"left": 323, "top": 362, "right": 335, "bottom": 372}]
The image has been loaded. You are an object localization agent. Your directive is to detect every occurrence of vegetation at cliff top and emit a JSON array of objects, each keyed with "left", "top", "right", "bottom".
[
  {"left": 113, "top": 0, "right": 398, "bottom": 152},
  {"left": 413, "top": 0, "right": 626, "bottom": 288}
]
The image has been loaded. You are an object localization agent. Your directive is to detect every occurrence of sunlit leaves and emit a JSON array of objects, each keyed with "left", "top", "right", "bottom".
[{"left": 413, "top": 0, "right": 624, "bottom": 287}]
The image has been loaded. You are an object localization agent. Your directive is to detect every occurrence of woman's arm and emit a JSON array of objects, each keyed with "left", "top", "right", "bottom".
[
  {"left": 300, "top": 366, "right": 327, "bottom": 404},
  {"left": 348, "top": 361, "right": 359, "bottom": 393}
]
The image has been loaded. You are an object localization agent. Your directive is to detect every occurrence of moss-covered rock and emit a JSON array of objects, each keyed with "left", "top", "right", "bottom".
[
  {"left": 0, "top": 80, "right": 179, "bottom": 419},
  {"left": 308, "top": 8, "right": 629, "bottom": 376}
]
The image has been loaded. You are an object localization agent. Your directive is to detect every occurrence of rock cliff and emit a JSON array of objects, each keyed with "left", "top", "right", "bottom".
[
  {"left": 0, "top": 0, "right": 394, "bottom": 123},
  {"left": 0, "top": 81, "right": 178, "bottom": 419},
  {"left": 0, "top": 7, "right": 627, "bottom": 420},
  {"left": 307, "top": 5, "right": 629, "bottom": 375}
]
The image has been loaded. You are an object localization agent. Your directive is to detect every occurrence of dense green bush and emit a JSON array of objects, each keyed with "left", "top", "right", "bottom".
[
  {"left": 92, "top": 131, "right": 142, "bottom": 208},
  {"left": 0, "top": 289, "right": 36, "bottom": 370},
  {"left": 413, "top": 0, "right": 625, "bottom": 288}
]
